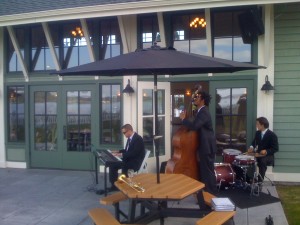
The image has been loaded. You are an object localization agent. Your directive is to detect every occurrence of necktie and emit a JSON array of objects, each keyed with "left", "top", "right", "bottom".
[
  {"left": 261, "top": 132, "right": 264, "bottom": 139},
  {"left": 126, "top": 138, "right": 131, "bottom": 151}
]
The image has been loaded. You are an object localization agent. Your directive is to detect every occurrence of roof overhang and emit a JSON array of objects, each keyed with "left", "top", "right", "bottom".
[{"left": 1, "top": 0, "right": 300, "bottom": 27}]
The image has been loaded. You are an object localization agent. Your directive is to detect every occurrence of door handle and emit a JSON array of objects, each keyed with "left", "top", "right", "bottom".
[{"left": 63, "top": 126, "right": 67, "bottom": 140}]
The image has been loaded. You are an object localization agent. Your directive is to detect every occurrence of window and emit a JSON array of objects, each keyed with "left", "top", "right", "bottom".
[
  {"left": 99, "top": 19, "right": 122, "bottom": 59},
  {"left": 172, "top": 12, "right": 207, "bottom": 55},
  {"left": 215, "top": 88, "right": 247, "bottom": 152},
  {"left": 7, "top": 28, "right": 25, "bottom": 72},
  {"left": 140, "top": 15, "right": 161, "bottom": 49},
  {"left": 62, "top": 22, "right": 91, "bottom": 68},
  {"left": 66, "top": 91, "right": 91, "bottom": 152},
  {"left": 34, "top": 91, "right": 58, "bottom": 151},
  {"left": 31, "top": 25, "right": 56, "bottom": 71},
  {"left": 212, "top": 10, "right": 251, "bottom": 62},
  {"left": 100, "top": 84, "right": 121, "bottom": 144},
  {"left": 6, "top": 18, "right": 122, "bottom": 74},
  {"left": 7, "top": 86, "right": 25, "bottom": 142}
]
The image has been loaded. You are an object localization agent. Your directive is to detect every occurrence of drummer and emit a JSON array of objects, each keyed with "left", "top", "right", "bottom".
[{"left": 247, "top": 117, "right": 279, "bottom": 183}]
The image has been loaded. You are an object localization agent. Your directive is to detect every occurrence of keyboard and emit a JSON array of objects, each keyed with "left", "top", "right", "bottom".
[{"left": 95, "top": 149, "right": 123, "bottom": 167}]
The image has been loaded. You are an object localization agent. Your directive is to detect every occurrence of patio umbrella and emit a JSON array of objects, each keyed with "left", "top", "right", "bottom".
[{"left": 52, "top": 45, "right": 265, "bottom": 183}]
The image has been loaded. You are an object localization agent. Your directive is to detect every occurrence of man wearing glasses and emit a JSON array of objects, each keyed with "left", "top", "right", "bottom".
[
  {"left": 180, "top": 87, "right": 218, "bottom": 195},
  {"left": 109, "top": 124, "right": 145, "bottom": 191}
]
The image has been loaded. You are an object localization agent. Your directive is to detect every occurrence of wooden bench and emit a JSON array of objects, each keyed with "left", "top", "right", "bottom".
[
  {"left": 196, "top": 211, "right": 236, "bottom": 225},
  {"left": 88, "top": 208, "right": 141, "bottom": 225},
  {"left": 100, "top": 191, "right": 128, "bottom": 221},
  {"left": 202, "top": 191, "right": 216, "bottom": 207}
]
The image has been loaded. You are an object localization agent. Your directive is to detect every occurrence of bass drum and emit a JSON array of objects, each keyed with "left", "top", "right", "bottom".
[{"left": 214, "top": 163, "right": 235, "bottom": 189}]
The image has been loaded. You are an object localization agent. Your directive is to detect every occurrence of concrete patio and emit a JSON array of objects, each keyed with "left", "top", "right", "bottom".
[{"left": 0, "top": 168, "right": 289, "bottom": 225}]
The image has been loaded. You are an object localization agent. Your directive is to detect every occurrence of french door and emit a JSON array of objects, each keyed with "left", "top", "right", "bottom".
[
  {"left": 210, "top": 80, "right": 255, "bottom": 157},
  {"left": 137, "top": 81, "right": 171, "bottom": 173},
  {"left": 30, "top": 85, "right": 97, "bottom": 170}
]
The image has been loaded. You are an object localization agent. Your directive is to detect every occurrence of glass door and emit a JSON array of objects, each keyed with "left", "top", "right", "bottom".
[
  {"left": 30, "top": 85, "right": 96, "bottom": 170},
  {"left": 137, "top": 81, "right": 171, "bottom": 173},
  {"left": 210, "top": 80, "right": 256, "bottom": 159}
]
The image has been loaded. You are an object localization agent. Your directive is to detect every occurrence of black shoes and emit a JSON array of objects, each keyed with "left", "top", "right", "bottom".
[{"left": 265, "top": 215, "right": 274, "bottom": 225}]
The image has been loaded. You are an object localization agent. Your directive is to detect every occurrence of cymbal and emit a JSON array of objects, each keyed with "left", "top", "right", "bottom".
[{"left": 245, "top": 152, "right": 265, "bottom": 157}]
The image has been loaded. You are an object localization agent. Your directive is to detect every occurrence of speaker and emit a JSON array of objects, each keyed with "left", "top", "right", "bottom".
[{"left": 239, "top": 8, "right": 264, "bottom": 44}]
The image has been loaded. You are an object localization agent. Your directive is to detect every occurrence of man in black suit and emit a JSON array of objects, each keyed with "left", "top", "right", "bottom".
[
  {"left": 109, "top": 124, "right": 145, "bottom": 191},
  {"left": 180, "top": 88, "right": 218, "bottom": 195},
  {"left": 248, "top": 117, "right": 279, "bottom": 182}
]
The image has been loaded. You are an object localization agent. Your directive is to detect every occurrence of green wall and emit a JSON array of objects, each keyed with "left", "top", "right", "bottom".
[{"left": 274, "top": 3, "right": 300, "bottom": 173}]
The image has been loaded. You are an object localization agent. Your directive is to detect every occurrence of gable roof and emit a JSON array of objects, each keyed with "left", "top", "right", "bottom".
[
  {"left": 1, "top": 0, "right": 300, "bottom": 27},
  {"left": 0, "top": 0, "right": 145, "bottom": 16}
]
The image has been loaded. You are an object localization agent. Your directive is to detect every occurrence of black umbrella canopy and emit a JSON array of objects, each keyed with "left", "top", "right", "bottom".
[
  {"left": 52, "top": 46, "right": 265, "bottom": 184},
  {"left": 53, "top": 46, "right": 265, "bottom": 76}
]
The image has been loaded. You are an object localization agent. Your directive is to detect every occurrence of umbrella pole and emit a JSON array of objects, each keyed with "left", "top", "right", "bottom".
[{"left": 154, "top": 74, "right": 160, "bottom": 184}]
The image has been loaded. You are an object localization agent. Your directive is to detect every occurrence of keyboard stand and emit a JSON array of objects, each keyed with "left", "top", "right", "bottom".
[
  {"left": 95, "top": 155, "right": 99, "bottom": 185},
  {"left": 95, "top": 153, "right": 123, "bottom": 196}
]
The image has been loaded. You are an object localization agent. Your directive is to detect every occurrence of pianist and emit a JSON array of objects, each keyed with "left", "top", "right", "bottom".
[{"left": 109, "top": 124, "right": 145, "bottom": 191}]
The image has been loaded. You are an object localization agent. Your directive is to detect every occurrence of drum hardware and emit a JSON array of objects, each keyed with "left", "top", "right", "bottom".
[
  {"left": 214, "top": 163, "right": 236, "bottom": 191},
  {"left": 249, "top": 147, "right": 264, "bottom": 196}
]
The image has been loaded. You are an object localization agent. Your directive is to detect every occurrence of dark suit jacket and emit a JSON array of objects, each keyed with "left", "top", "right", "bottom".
[
  {"left": 251, "top": 129, "right": 279, "bottom": 155},
  {"left": 182, "top": 106, "right": 217, "bottom": 155},
  {"left": 119, "top": 132, "right": 145, "bottom": 171}
]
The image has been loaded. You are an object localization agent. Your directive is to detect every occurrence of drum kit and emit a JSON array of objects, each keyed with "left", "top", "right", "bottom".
[{"left": 215, "top": 148, "right": 265, "bottom": 195}]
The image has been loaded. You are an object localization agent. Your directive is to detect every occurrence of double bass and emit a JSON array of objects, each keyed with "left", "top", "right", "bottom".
[{"left": 165, "top": 101, "right": 199, "bottom": 180}]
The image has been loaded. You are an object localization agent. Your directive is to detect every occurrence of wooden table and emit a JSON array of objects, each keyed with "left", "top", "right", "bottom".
[{"left": 115, "top": 173, "right": 210, "bottom": 225}]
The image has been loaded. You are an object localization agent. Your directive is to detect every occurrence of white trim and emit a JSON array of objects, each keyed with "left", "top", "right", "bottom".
[
  {"left": 42, "top": 22, "right": 61, "bottom": 71},
  {"left": 157, "top": 12, "right": 166, "bottom": 47},
  {"left": 2, "top": 1, "right": 300, "bottom": 27},
  {"left": 266, "top": 167, "right": 300, "bottom": 182},
  {"left": 118, "top": 15, "right": 137, "bottom": 53},
  {"left": 118, "top": 15, "right": 129, "bottom": 54},
  {"left": 4, "top": 161, "right": 27, "bottom": 169},
  {"left": 7, "top": 26, "right": 29, "bottom": 81},
  {"left": 137, "top": 81, "right": 171, "bottom": 173},
  {"left": 205, "top": 8, "right": 212, "bottom": 57},
  {"left": 80, "top": 19, "right": 95, "bottom": 62},
  {"left": 257, "top": 5, "right": 275, "bottom": 127}
]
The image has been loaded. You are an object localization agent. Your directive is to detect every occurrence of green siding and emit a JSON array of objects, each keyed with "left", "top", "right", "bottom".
[{"left": 274, "top": 3, "right": 300, "bottom": 174}]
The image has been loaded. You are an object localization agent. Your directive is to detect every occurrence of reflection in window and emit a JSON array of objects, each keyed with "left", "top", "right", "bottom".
[
  {"left": 172, "top": 12, "right": 207, "bottom": 55},
  {"left": 31, "top": 25, "right": 56, "bottom": 71},
  {"left": 143, "top": 90, "right": 153, "bottom": 116},
  {"left": 212, "top": 10, "right": 251, "bottom": 62},
  {"left": 215, "top": 88, "right": 247, "bottom": 154},
  {"left": 34, "top": 91, "right": 57, "bottom": 151},
  {"left": 99, "top": 19, "right": 121, "bottom": 59},
  {"left": 8, "top": 28, "right": 25, "bottom": 72},
  {"left": 100, "top": 84, "right": 121, "bottom": 144},
  {"left": 140, "top": 15, "right": 161, "bottom": 49},
  {"left": 142, "top": 89, "right": 165, "bottom": 157},
  {"left": 7, "top": 86, "right": 25, "bottom": 142},
  {"left": 62, "top": 22, "right": 90, "bottom": 68},
  {"left": 67, "top": 91, "right": 91, "bottom": 151}
]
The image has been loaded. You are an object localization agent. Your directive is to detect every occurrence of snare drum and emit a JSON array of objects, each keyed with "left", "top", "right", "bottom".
[
  {"left": 232, "top": 155, "right": 255, "bottom": 182},
  {"left": 222, "top": 149, "right": 241, "bottom": 164},
  {"left": 214, "top": 163, "right": 235, "bottom": 188},
  {"left": 233, "top": 155, "right": 255, "bottom": 166}
]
